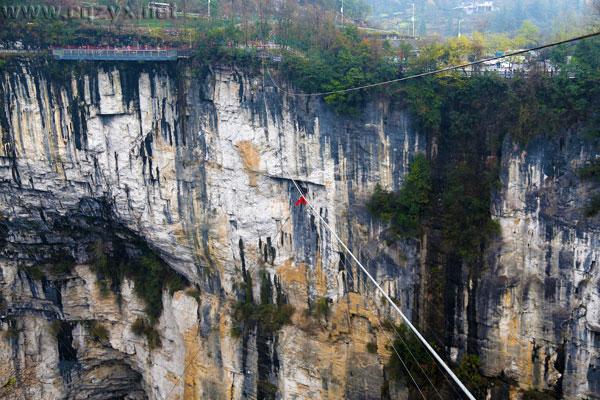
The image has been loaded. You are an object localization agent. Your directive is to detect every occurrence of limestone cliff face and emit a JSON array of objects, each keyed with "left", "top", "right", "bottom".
[
  {"left": 0, "top": 62, "right": 422, "bottom": 399},
  {"left": 475, "top": 136, "right": 600, "bottom": 399},
  {"left": 0, "top": 61, "right": 598, "bottom": 400}
]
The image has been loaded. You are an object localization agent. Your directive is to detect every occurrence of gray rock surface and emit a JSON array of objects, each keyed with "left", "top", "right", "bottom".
[
  {"left": 0, "top": 61, "right": 598, "bottom": 399},
  {"left": 0, "top": 63, "right": 421, "bottom": 399}
]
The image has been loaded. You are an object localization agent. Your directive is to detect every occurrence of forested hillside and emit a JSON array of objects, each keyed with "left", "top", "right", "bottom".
[{"left": 367, "top": 0, "right": 595, "bottom": 37}]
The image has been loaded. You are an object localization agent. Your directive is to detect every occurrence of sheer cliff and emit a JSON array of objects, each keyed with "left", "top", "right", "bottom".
[
  {"left": 0, "top": 61, "right": 597, "bottom": 400},
  {"left": 0, "top": 62, "right": 422, "bottom": 400},
  {"left": 478, "top": 135, "right": 600, "bottom": 399}
]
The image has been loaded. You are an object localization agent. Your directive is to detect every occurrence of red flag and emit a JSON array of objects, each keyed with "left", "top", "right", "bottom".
[{"left": 294, "top": 196, "right": 308, "bottom": 206}]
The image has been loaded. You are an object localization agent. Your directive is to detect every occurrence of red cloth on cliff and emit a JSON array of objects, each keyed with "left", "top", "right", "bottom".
[{"left": 294, "top": 196, "right": 308, "bottom": 206}]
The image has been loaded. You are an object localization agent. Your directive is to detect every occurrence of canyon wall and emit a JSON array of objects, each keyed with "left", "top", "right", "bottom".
[
  {"left": 0, "top": 61, "right": 598, "bottom": 399},
  {"left": 476, "top": 135, "right": 600, "bottom": 399},
  {"left": 0, "top": 62, "right": 422, "bottom": 399}
]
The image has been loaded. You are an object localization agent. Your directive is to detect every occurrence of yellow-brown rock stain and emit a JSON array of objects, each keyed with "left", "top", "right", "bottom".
[
  {"left": 314, "top": 250, "right": 327, "bottom": 297},
  {"left": 276, "top": 259, "right": 310, "bottom": 310},
  {"left": 181, "top": 321, "right": 201, "bottom": 400},
  {"left": 500, "top": 286, "right": 536, "bottom": 387},
  {"left": 275, "top": 259, "right": 392, "bottom": 398},
  {"left": 235, "top": 140, "right": 260, "bottom": 187}
]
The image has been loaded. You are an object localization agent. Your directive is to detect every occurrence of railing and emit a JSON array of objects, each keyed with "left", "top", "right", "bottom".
[{"left": 52, "top": 48, "right": 188, "bottom": 61}]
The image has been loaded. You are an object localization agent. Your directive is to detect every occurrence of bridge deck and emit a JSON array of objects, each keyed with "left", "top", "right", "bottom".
[{"left": 52, "top": 48, "right": 188, "bottom": 61}]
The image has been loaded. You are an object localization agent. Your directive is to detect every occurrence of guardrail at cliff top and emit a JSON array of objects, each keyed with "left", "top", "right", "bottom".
[{"left": 52, "top": 48, "right": 191, "bottom": 61}]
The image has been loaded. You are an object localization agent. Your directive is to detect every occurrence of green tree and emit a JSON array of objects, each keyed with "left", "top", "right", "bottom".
[
  {"left": 515, "top": 20, "right": 541, "bottom": 47},
  {"left": 385, "top": 324, "right": 454, "bottom": 398},
  {"left": 341, "top": 0, "right": 371, "bottom": 20},
  {"left": 368, "top": 154, "right": 432, "bottom": 238},
  {"left": 441, "top": 163, "right": 500, "bottom": 262},
  {"left": 456, "top": 354, "right": 489, "bottom": 399}
]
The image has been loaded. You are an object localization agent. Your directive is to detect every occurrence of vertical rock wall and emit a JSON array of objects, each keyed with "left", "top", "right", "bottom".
[
  {"left": 0, "top": 62, "right": 423, "bottom": 399},
  {"left": 477, "top": 135, "right": 600, "bottom": 399},
  {"left": 1, "top": 60, "right": 598, "bottom": 399}
]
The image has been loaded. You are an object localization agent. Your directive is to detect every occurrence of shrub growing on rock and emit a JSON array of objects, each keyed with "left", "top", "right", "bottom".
[
  {"left": 131, "top": 318, "right": 162, "bottom": 350},
  {"left": 87, "top": 321, "right": 110, "bottom": 343}
]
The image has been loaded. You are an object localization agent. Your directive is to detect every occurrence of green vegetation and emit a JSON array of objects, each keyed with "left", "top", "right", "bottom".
[
  {"left": 1, "top": 376, "right": 15, "bottom": 389},
  {"left": 370, "top": 35, "right": 600, "bottom": 258},
  {"left": 1, "top": 0, "right": 596, "bottom": 120},
  {"left": 193, "top": 19, "right": 259, "bottom": 67},
  {"left": 87, "top": 321, "right": 110, "bottom": 343},
  {"left": 49, "top": 320, "right": 64, "bottom": 337},
  {"left": 456, "top": 354, "right": 490, "bottom": 399},
  {"left": 441, "top": 163, "right": 501, "bottom": 262},
  {"left": 257, "top": 379, "right": 279, "bottom": 398},
  {"left": 311, "top": 296, "right": 331, "bottom": 320},
  {"left": 231, "top": 270, "right": 294, "bottom": 338},
  {"left": 368, "top": 154, "right": 432, "bottom": 238},
  {"left": 370, "top": 0, "right": 589, "bottom": 38},
  {"left": 51, "top": 256, "right": 76, "bottom": 275},
  {"left": 185, "top": 287, "right": 202, "bottom": 303},
  {"left": 131, "top": 252, "right": 186, "bottom": 321},
  {"left": 90, "top": 239, "right": 188, "bottom": 325},
  {"left": 281, "top": 25, "right": 398, "bottom": 115},
  {"left": 385, "top": 324, "right": 488, "bottom": 398},
  {"left": 232, "top": 301, "right": 295, "bottom": 337},
  {"left": 23, "top": 265, "right": 45, "bottom": 281},
  {"left": 579, "top": 160, "right": 600, "bottom": 181},
  {"left": 385, "top": 324, "right": 452, "bottom": 398},
  {"left": 366, "top": 342, "right": 378, "bottom": 354},
  {"left": 372, "top": 37, "right": 600, "bottom": 397},
  {"left": 19, "top": 253, "right": 76, "bottom": 282},
  {"left": 523, "top": 389, "right": 558, "bottom": 400},
  {"left": 0, "top": 9, "right": 179, "bottom": 50},
  {"left": 578, "top": 160, "right": 600, "bottom": 217},
  {"left": 131, "top": 317, "right": 162, "bottom": 350},
  {"left": 131, "top": 318, "right": 146, "bottom": 336}
]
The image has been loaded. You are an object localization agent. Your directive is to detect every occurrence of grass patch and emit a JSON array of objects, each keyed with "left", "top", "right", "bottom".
[
  {"left": 86, "top": 321, "right": 110, "bottom": 343},
  {"left": 185, "top": 287, "right": 201, "bottom": 303},
  {"left": 23, "top": 265, "right": 45, "bottom": 281},
  {"left": 231, "top": 270, "right": 294, "bottom": 337},
  {"left": 90, "top": 239, "right": 189, "bottom": 325},
  {"left": 131, "top": 318, "right": 162, "bottom": 350},
  {"left": 309, "top": 296, "right": 330, "bottom": 320}
]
